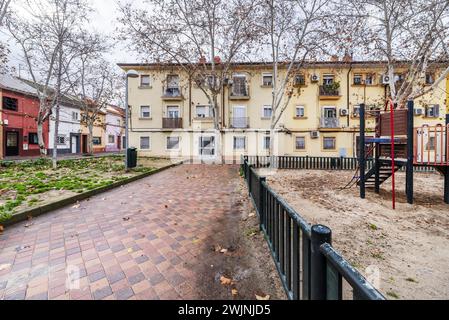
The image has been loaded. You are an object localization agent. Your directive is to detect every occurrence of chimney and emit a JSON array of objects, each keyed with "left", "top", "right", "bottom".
[
  {"left": 214, "top": 56, "right": 222, "bottom": 64},
  {"left": 199, "top": 56, "right": 207, "bottom": 64},
  {"left": 330, "top": 55, "right": 339, "bottom": 62}
]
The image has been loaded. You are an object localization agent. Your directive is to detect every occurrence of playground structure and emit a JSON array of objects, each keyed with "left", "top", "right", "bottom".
[{"left": 358, "top": 101, "right": 449, "bottom": 207}]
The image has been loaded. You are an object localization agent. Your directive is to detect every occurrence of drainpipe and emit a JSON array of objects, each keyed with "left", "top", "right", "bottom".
[
  {"left": 347, "top": 61, "right": 353, "bottom": 127},
  {"left": 189, "top": 75, "right": 192, "bottom": 127}
]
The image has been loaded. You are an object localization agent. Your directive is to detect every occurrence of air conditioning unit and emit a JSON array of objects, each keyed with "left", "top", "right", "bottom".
[
  {"left": 340, "top": 109, "right": 348, "bottom": 116},
  {"left": 414, "top": 108, "right": 423, "bottom": 116},
  {"left": 310, "top": 131, "right": 320, "bottom": 139},
  {"left": 311, "top": 74, "right": 320, "bottom": 83},
  {"left": 3, "top": 119, "right": 8, "bottom": 125},
  {"left": 381, "top": 75, "right": 390, "bottom": 85}
]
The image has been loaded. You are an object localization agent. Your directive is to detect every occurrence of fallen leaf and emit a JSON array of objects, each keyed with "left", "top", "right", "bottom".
[
  {"left": 0, "top": 264, "right": 11, "bottom": 271},
  {"left": 24, "top": 222, "right": 34, "bottom": 228},
  {"left": 192, "top": 239, "right": 201, "bottom": 244},
  {"left": 249, "top": 212, "right": 256, "bottom": 218},
  {"left": 232, "top": 289, "right": 238, "bottom": 296},
  {"left": 220, "top": 249, "right": 228, "bottom": 254},
  {"left": 0, "top": 225, "right": 3, "bottom": 233},
  {"left": 127, "top": 248, "right": 133, "bottom": 253},
  {"left": 255, "top": 294, "right": 271, "bottom": 301},
  {"left": 220, "top": 276, "right": 233, "bottom": 286},
  {"left": 102, "top": 198, "right": 106, "bottom": 201},
  {"left": 72, "top": 203, "right": 81, "bottom": 209},
  {"left": 123, "top": 217, "right": 130, "bottom": 221}
]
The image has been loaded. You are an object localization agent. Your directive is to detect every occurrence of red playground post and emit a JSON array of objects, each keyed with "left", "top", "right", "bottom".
[{"left": 390, "top": 100, "right": 396, "bottom": 210}]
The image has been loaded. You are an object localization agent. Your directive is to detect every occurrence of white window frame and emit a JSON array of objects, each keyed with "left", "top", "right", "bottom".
[
  {"left": 166, "top": 105, "right": 181, "bottom": 118},
  {"left": 262, "top": 105, "right": 273, "bottom": 119},
  {"left": 57, "top": 135, "right": 66, "bottom": 145},
  {"left": 353, "top": 74, "right": 363, "bottom": 85},
  {"left": 323, "top": 137, "right": 336, "bottom": 150},
  {"left": 295, "top": 106, "right": 305, "bottom": 118},
  {"left": 72, "top": 111, "right": 79, "bottom": 122},
  {"left": 262, "top": 73, "right": 273, "bottom": 87},
  {"left": 140, "top": 106, "right": 151, "bottom": 118},
  {"left": 140, "top": 75, "right": 151, "bottom": 87},
  {"left": 195, "top": 105, "right": 212, "bottom": 118},
  {"left": 263, "top": 136, "right": 271, "bottom": 150},
  {"left": 233, "top": 136, "right": 246, "bottom": 150},
  {"left": 295, "top": 136, "right": 306, "bottom": 150},
  {"left": 140, "top": 136, "right": 151, "bottom": 150},
  {"left": 166, "top": 136, "right": 180, "bottom": 150},
  {"left": 199, "top": 136, "right": 215, "bottom": 156},
  {"left": 323, "top": 74, "right": 334, "bottom": 85},
  {"left": 108, "top": 135, "right": 115, "bottom": 144}
]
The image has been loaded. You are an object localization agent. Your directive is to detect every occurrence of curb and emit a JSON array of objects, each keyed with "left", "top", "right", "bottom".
[{"left": 1, "top": 162, "right": 182, "bottom": 228}]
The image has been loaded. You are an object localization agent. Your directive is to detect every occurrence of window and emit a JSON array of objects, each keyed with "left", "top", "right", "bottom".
[
  {"left": 353, "top": 74, "right": 363, "bottom": 85},
  {"left": 426, "top": 136, "right": 435, "bottom": 151},
  {"left": 117, "top": 119, "right": 121, "bottom": 126},
  {"left": 140, "top": 106, "right": 151, "bottom": 118},
  {"left": 426, "top": 105, "right": 440, "bottom": 118},
  {"left": 365, "top": 74, "right": 374, "bottom": 85},
  {"left": 295, "top": 136, "right": 306, "bottom": 150},
  {"left": 295, "top": 106, "right": 305, "bottom": 118},
  {"left": 28, "top": 133, "right": 38, "bottom": 145},
  {"left": 199, "top": 136, "right": 215, "bottom": 155},
  {"left": 140, "top": 137, "right": 150, "bottom": 150},
  {"left": 353, "top": 105, "right": 361, "bottom": 117},
  {"left": 233, "top": 136, "right": 246, "bottom": 150},
  {"left": 3, "top": 97, "right": 18, "bottom": 111},
  {"left": 232, "top": 75, "right": 248, "bottom": 96},
  {"left": 323, "top": 74, "right": 334, "bottom": 85},
  {"left": 425, "top": 73, "right": 435, "bottom": 85},
  {"left": 108, "top": 135, "right": 115, "bottom": 144},
  {"left": 262, "top": 73, "right": 273, "bottom": 86},
  {"left": 294, "top": 74, "right": 306, "bottom": 86},
  {"left": 262, "top": 105, "right": 272, "bottom": 118},
  {"left": 57, "top": 135, "right": 66, "bottom": 145},
  {"left": 122, "top": 136, "right": 126, "bottom": 149},
  {"left": 323, "top": 106, "right": 337, "bottom": 118},
  {"left": 165, "top": 75, "right": 180, "bottom": 96},
  {"left": 196, "top": 105, "right": 212, "bottom": 118},
  {"left": 167, "top": 106, "right": 180, "bottom": 118},
  {"left": 323, "top": 137, "right": 336, "bottom": 150},
  {"left": 263, "top": 136, "right": 271, "bottom": 150},
  {"left": 167, "top": 136, "right": 180, "bottom": 150},
  {"left": 140, "top": 75, "right": 151, "bottom": 87},
  {"left": 92, "top": 137, "right": 102, "bottom": 145},
  {"left": 72, "top": 111, "right": 79, "bottom": 121}
]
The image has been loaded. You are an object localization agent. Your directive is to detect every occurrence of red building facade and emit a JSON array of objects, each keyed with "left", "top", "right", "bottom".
[{"left": 1, "top": 89, "right": 49, "bottom": 158}]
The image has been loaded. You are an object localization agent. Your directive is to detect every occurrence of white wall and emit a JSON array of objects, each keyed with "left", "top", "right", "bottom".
[{"left": 48, "top": 104, "right": 82, "bottom": 151}]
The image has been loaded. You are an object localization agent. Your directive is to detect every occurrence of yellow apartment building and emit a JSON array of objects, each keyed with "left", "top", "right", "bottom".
[
  {"left": 118, "top": 60, "right": 448, "bottom": 162},
  {"left": 80, "top": 108, "right": 107, "bottom": 154}
]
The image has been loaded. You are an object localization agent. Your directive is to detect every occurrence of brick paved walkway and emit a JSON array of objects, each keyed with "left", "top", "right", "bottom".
[{"left": 0, "top": 165, "right": 241, "bottom": 300}]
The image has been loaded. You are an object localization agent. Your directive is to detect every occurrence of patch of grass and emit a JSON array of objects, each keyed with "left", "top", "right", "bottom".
[
  {"left": 371, "top": 252, "right": 385, "bottom": 260},
  {"left": 387, "top": 291, "right": 400, "bottom": 299},
  {"left": 246, "top": 227, "right": 259, "bottom": 237},
  {"left": 368, "top": 223, "right": 378, "bottom": 231}
]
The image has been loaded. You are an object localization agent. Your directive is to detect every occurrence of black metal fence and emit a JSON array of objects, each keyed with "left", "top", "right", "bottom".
[
  {"left": 242, "top": 159, "right": 385, "bottom": 300},
  {"left": 244, "top": 155, "right": 435, "bottom": 172}
]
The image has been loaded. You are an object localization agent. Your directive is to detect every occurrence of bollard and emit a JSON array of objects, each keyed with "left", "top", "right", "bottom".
[{"left": 310, "top": 225, "right": 332, "bottom": 300}]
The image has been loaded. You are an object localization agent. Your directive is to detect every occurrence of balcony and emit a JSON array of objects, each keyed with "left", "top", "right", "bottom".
[
  {"left": 230, "top": 117, "right": 250, "bottom": 129},
  {"left": 162, "top": 117, "right": 183, "bottom": 129},
  {"left": 320, "top": 117, "right": 340, "bottom": 129},
  {"left": 162, "top": 87, "right": 184, "bottom": 101},
  {"left": 319, "top": 85, "right": 341, "bottom": 100},
  {"left": 229, "top": 85, "right": 250, "bottom": 100}
]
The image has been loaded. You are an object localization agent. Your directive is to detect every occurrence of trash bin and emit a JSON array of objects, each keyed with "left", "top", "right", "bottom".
[{"left": 127, "top": 147, "right": 137, "bottom": 168}]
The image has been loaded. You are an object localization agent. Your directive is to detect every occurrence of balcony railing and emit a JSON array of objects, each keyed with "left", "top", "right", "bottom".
[
  {"left": 162, "top": 86, "right": 183, "bottom": 100},
  {"left": 319, "top": 85, "right": 340, "bottom": 99},
  {"left": 320, "top": 117, "right": 340, "bottom": 129},
  {"left": 230, "top": 85, "right": 250, "bottom": 100},
  {"left": 163, "top": 117, "right": 183, "bottom": 129},
  {"left": 230, "top": 117, "right": 250, "bottom": 129}
]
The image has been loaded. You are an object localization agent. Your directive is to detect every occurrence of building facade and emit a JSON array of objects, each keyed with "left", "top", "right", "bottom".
[
  {"left": 81, "top": 109, "right": 107, "bottom": 154},
  {"left": 105, "top": 105, "right": 125, "bottom": 152},
  {"left": 0, "top": 74, "right": 49, "bottom": 158},
  {"left": 122, "top": 61, "right": 447, "bottom": 162}
]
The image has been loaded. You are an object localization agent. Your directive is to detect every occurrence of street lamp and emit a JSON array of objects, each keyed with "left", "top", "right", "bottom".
[{"left": 125, "top": 69, "right": 139, "bottom": 171}]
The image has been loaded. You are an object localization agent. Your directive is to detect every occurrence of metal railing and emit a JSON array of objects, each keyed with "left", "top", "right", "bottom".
[
  {"left": 230, "top": 85, "right": 250, "bottom": 98},
  {"left": 242, "top": 158, "right": 385, "bottom": 300},
  {"left": 162, "top": 117, "right": 183, "bottom": 129},
  {"left": 320, "top": 117, "right": 340, "bottom": 128},
  {"left": 230, "top": 117, "right": 250, "bottom": 129},
  {"left": 319, "top": 85, "right": 340, "bottom": 96},
  {"left": 162, "top": 86, "right": 183, "bottom": 99}
]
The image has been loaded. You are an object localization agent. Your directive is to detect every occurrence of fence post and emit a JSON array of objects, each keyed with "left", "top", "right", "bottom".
[
  {"left": 310, "top": 225, "right": 332, "bottom": 300},
  {"left": 248, "top": 165, "right": 252, "bottom": 195},
  {"left": 259, "top": 176, "right": 266, "bottom": 231}
]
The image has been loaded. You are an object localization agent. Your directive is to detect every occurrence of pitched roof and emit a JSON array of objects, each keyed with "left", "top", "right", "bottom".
[{"left": 0, "top": 73, "right": 38, "bottom": 97}]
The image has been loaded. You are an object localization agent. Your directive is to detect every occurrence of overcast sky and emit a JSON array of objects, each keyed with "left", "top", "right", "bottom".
[{"left": 1, "top": 0, "right": 140, "bottom": 77}]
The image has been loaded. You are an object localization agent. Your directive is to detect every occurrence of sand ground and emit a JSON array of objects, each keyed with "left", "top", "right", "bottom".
[{"left": 258, "top": 168, "right": 449, "bottom": 300}]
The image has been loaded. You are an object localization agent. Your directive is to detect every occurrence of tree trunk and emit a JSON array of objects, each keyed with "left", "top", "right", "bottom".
[
  {"left": 52, "top": 105, "right": 60, "bottom": 169},
  {"left": 88, "top": 122, "right": 94, "bottom": 155},
  {"left": 37, "top": 121, "right": 46, "bottom": 156}
]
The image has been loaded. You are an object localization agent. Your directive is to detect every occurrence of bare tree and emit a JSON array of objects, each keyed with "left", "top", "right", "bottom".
[
  {"left": 261, "top": 0, "right": 342, "bottom": 154},
  {"left": 71, "top": 54, "right": 117, "bottom": 155},
  {"left": 0, "top": 0, "right": 12, "bottom": 25},
  {"left": 347, "top": 0, "right": 449, "bottom": 107},
  {"left": 7, "top": 0, "right": 91, "bottom": 165},
  {"left": 118, "top": 0, "right": 261, "bottom": 162}
]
